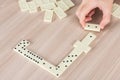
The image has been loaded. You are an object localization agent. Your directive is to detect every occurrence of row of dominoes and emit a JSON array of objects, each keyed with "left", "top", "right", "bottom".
[
  {"left": 18, "top": 0, "right": 75, "bottom": 22},
  {"left": 13, "top": 32, "right": 96, "bottom": 77}
]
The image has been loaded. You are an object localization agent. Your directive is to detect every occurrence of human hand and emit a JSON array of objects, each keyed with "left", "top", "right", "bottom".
[{"left": 76, "top": 0, "right": 114, "bottom": 29}]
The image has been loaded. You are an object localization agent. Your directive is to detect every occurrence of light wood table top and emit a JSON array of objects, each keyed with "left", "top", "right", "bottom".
[{"left": 0, "top": 0, "right": 120, "bottom": 80}]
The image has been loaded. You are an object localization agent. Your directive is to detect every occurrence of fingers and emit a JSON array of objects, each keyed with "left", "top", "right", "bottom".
[
  {"left": 99, "top": 6, "right": 111, "bottom": 29},
  {"left": 76, "top": 3, "right": 96, "bottom": 28},
  {"left": 100, "top": 14, "right": 111, "bottom": 29},
  {"left": 85, "top": 17, "right": 92, "bottom": 22},
  {"left": 87, "top": 10, "right": 95, "bottom": 17}
]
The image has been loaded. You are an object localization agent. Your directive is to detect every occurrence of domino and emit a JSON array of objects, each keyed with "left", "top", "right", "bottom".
[
  {"left": 56, "top": 0, "right": 69, "bottom": 11},
  {"left": 13, "top": 33, "right": 96, "bottom": 77},
  {"left": 33, "top": 0, "right": 43, "bottom": 7},
  {"left": 27, "top": 1, "right": 37, "bottom": 13},
  {"left": 84, "top": 23, "right": 101, "bottom": 32},
  {"left": 61, "top": 0, "right": 75, "bottom": 8},
  {"left": 44, "top": 10, "right": 53, "bottom": 22},
  {"left": 54, "top": 7, "right": 67, "bottom": 19},
  {"left": 13, "top": 40, "right": 57, "bottom": 77},
  {"left": 41, "top": 2, "right": 56, "bottom": 10},
  {"left": 49, "top": 0, "right": 56, "bottom": 3},
  {"left": 112, "top": 3, "right": 120, "bottom": 13},
  {"left": 42, "top": 0, "right": 50, "bottom": 4},
  {"left": 112, "top": 7, "right": 120, "bottom": 19},
  {"left": 18, "top": 0, "right": 29, "bottom": 12},
  {"left": 57, "top": 33, "right": 96, "bottom": 75}
]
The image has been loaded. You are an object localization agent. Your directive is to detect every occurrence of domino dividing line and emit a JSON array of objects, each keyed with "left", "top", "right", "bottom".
[{"left": 13, "top": 33, "right": 96, "bottom": 77}]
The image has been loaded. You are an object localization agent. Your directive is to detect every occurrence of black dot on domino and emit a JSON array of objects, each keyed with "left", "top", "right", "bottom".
[
  {"left": 57, "top": 66, "right": 60, "bottom": 68},
  {"left": 90, "top": 36, "right": 92, "bottom": 38},
  {"left": 63, "top": 61, "right": 65, "bottom": 63},
  {"left": 88, "top": 25, "right": 90, "bottom": 27},
  {"left": 49, "top": 67, "right": 52, "bottom": 69},
  {"left": 70, "top": 60, "right": 72, "bottom": 62},
  {"left": 56, "top": 74, "right": 59, "bottom": 76},
  {"left": 75, "top": 55, "right": 77, "bottom": 57},
  {"left": 66, "top": 60, "right": 69, "bottom": 62},
  {"left": 56, "top": 68, "right": 58, "bottom": 70},
  {"left": 95, "top": 26, "right": 97, "bottom": 28}
]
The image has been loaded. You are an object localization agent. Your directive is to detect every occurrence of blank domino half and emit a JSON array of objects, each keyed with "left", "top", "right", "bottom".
[
  {"left": 54, "top": 7, "right": 67, "bottom": 19},
  {"left": 13, "top": 33, "right": 96, "bottom": 77},
  {"left": 112, "top": 3, "right": 120, "bottom": 19},
  {"left": 61, "top": 0, "right": 75, "bottom": 8},
  {"left": 18, "top": 0, "right": 29, "bottom": 12},
  {"left": 41, "top": 2, "right": 56, "bottom": 10},
  {"left": 112, "top": 3, "right": 120, "bottom": 13},
  {"left": 27, "top": 1, "right": 37, "bottom": 13},
  {"left": 56, "top": 0, "right": 69, "bottom": 11},
  {"left": 44, "top": 10, "right": 53, "bottom": 22},
  {"left": 84, "top": 23, "right": 101, "bottom": 32}
]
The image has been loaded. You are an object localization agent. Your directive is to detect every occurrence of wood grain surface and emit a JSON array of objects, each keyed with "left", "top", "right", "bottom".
[{"left": 0, "top": 0, "right": 120, "bottom": 80}]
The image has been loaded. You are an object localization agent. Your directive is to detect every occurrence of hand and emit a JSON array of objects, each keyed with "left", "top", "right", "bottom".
[{"left": 76, "top": 0, "right": 114, "bottom": 29}]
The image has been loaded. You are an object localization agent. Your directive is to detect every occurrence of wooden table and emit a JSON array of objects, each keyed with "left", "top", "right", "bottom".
[{"left": 0, "top": 0, "right": 120, "bottom": 80}]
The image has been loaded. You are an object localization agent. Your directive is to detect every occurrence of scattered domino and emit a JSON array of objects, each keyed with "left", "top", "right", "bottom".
[
  {"left": 13, "top": 33, "right": 96, "bottom": 77},
  {"left": 112, "top": 3, "right": 120, "bottom": 13},
  {"left": 54, "top": 7, "right": 67, "bottom": 19},
  {"left": 56, "top": 0, "right": 69, "bottom": 11},
  {"left": 18, "top": 0, "right": 29, "bottom": 12},
  {"left": 33, "top": 0, "right": 43, "bottom": 7},
  {"left": 27, "top": 1, "right": 37, "bottom": 13},
  {"left": 18, "top": 0, "right": 75, "bottom": 22},
  {"left": 84, "top": 23, "right": 101, "bottom": 32},
  {"left": 44, "top": 10, "right": 53, "bottom": 22},
  {"left": 41, "top": 2, "right": 56, "bottom": 10},
  {"left": 61, "top": 0, "right": 75, "bottom": 8},
  {"left": 112, "top": 3, "right": 120, "bottom": 19}
]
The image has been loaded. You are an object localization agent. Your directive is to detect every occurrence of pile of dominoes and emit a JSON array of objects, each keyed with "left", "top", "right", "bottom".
[
  {"left": 14, "top": 2, "right": 120, "bottom": 78},
  {"left": 19, "top": 0, "right": 75, "bottom": 22}
]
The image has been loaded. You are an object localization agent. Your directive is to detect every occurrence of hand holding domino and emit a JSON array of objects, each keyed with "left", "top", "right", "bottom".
[{"left": 76, "top": 0, "right": 114, "bottom": 29}]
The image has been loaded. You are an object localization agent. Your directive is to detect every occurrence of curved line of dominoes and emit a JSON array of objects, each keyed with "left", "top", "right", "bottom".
[{"left": 13, "top": 32, "right": 96, "bottom": 77}]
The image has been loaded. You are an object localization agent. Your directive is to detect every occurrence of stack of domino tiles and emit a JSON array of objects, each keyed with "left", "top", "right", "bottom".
[
  {"left": 112, "top": 3, "right": 120, "bottom": 19},
  {"left": 18, "top": 0, "right": 75, "bottom": 22}
]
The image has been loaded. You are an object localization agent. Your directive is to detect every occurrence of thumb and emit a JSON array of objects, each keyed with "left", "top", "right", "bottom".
[{"left": 100, "top": 13, "right": 111, "bottom": 29}]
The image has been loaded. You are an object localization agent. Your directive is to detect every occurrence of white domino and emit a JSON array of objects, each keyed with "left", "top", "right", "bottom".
[
  {"left": 33, "top": 0, "right": 43, "bottom": 7},
  {"left": 44, "top": 10, "right": 53, "bottom": 22},
  {"left": 18, "top": 0, "right": 29, "bottom": 12},
  {"left": 13, "top": 40, "right": 57, "bottom": 77},
  {"left": 49, "top": 0, "right": 56, "bottom": 3},
  {"left": 84, "top": 23, "right": 100, "bottom": 32},
  {"left": 56, "top": 0, "right": 69, "bottom": 11},
  {"left": 13, "top": 33, "right": 96, "bottom": 77},
  {"left": 54, "top": 7, "right": 67, "bottom": 19},
  {"left": 112, "top": 3, "right": 120, "bottom": 13},
  {"left": 57, "top": 33, "right": 96, "bottom": 75},
  {"left": 28, "top": 1, "right": 37, "bottom": 13},
  {"left": 61, "top": 0, "right": 75, "bottom": 8},
  {"left": 41, "top": 2, "right": 56, "bottom": 10},
  {"left": 42, "top": 0, "right": 50, "bottom": 4},
  {"left": 112, "top": 3, "right": 120, "bottom": 19},
  {"left": 18, "top": 0, "right": 75, "bottom": 22}
]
